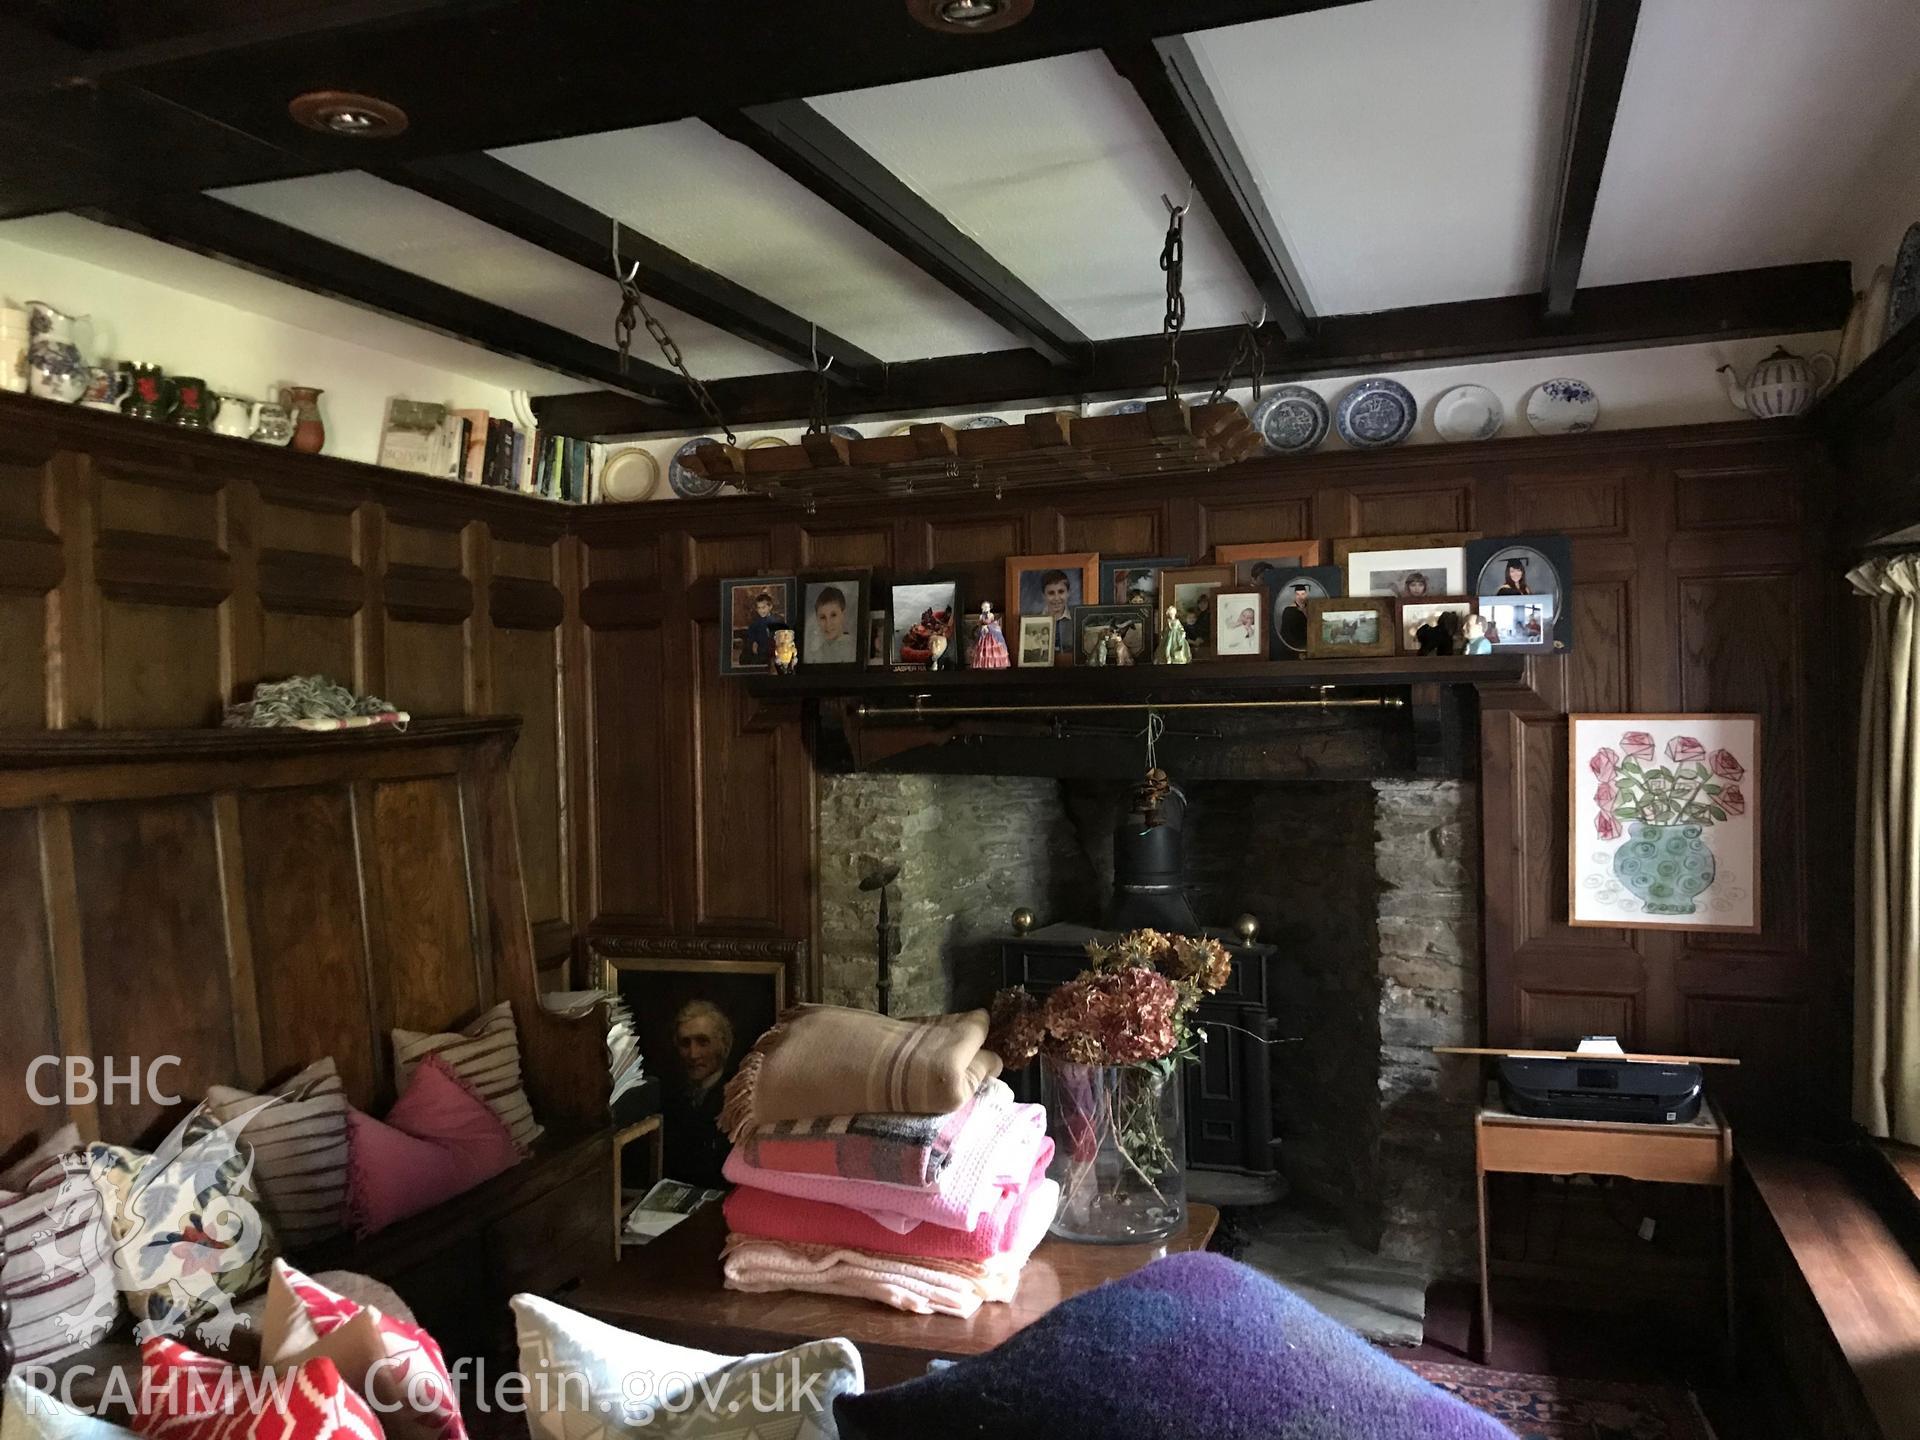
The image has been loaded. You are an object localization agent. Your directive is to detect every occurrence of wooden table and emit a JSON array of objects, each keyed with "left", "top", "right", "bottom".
[
  {"left": 1474, "top": 1100, "right": 1733, "bottom": 1360},
  {"left": 572, "top": 1201, "right": 1218, "bottom": 1385}
]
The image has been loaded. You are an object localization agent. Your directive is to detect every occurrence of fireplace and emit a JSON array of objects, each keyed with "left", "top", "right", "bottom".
[{"left": 815, "top": 762, "right": 1482, "bottom": 1278}]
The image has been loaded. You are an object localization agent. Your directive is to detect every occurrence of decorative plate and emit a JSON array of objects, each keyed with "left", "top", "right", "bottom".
[
  {"left": 668, "top": 438, "right": 722, "bottom": 499},
  {"left": 746, "top": 435, "right": 790, "bottom": 449},
  {"left": 599, "top": 446, "right": 660, "bottom": 503},
  {"left": 1524, "top": 378, "right": 1600, "bottom": 435},
  {"left": 1889, "top": 220, "right": 1920, "bottom": 338},
  {"left": 1102, "top": 400, "right": 1149, "bottom": 416},
  {"left": 959, "top": 415, "right": 1010, "bottom": 428},
  {"left": 1334, "top": 378, "right": 1418, "bottom": 448},
  {"left": 828, "top": 424, "right": 863, "bottom": 441},
  {"left": 1249, "top": 385, "right": 1330, "bottom": 453},
  {"left": 889, "top": 423, "right": 917, "bottom": 437},
  {"left": 1432, "top": 384, "right": 1505, "bottom": 443}
]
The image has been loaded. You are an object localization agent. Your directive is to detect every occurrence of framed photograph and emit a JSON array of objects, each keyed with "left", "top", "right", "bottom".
[
  {"left": 867, "top": 609, "right": 890, "bottom": 666},
  {"left": 1016, "top": 615, "right": 1057, "bottom": 667},
  {"left": 718, "top": 576, "right": 796, "bottom": 677},
  {"left": 1344, "top": 544, "right": 1468, "bottom": 600},
  {"left": 1466, "top": 535, "right": 1573, "bottom": 652},
  {"left": 888, "top": 576, "right": 961, "bottom": 668},
  {"left": 1331, "top": 531, "right": 1479, "bottom": 564},
  {"left": 1305, "top": 597, "right": 1397, "bottom": 658},
  {"left": 1006, "top": 553, "right": 1099, "bottom": 664},
  {"left": 601, "top": 955, "right": 787, "bottom": 1186},
  {"left": 1398, "top": 596, "right": 1475, "bottom": 655},
  {"left": 797, "top": 572, "right": 868, "bottom": 670},
  {"left": 1160, "top": 564, "right": 1232, "bottom": 658},
  {"left": 1212, "top": 540, "right": 1326, "bottom": 587},
  {"left": 1073, "top": 604, "right": 1152, "bottom": 665},
  {"left": 1569, "top": 714, "right": 1759, "bottom": 933},
  {"left": 1264, "top": 565, "right": 1344, "bottom": 658},
  {"left": 1099, "top": 555, "right": 1185, "bottom": 607},
  {"left": 1213, "top": 590, "right": 1268, "bottom": 659}
]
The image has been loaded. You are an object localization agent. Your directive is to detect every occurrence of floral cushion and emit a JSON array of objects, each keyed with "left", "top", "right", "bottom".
[{"left": 87, "top": 1106, "right": 278, "bottom": 1353}]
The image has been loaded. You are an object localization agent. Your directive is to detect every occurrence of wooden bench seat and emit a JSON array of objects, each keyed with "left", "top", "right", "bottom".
[{"left": 1743, "top": 1149, "right": 1920, "bottom": 1440}]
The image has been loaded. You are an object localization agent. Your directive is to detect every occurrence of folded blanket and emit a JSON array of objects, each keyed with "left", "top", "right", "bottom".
[
  {"left": 739, "top": 1079, "right": 1008, "bottom": 1187},
  {"left": 725, "top": 1093, "right": 1051, "bottom": 1233},
  {"left": 721, "top": 1005, "right": 1004, "bottom": 1143},
  {"left": 725, "top": 1168, "right": 1059, "bottom": 1263},
  {"left": 720, "top": 1235, "right": 1025, "bottom": 1318}
]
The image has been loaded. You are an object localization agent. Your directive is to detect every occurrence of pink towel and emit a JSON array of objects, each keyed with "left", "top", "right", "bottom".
[
  {"left": 724, "top": 1166, "right": 1059, "bottom": 1262},
  {"left": 724, "top": 1094, "right": 1050, "bottom": 1233},
  {"left": 738, "top": 1079, "right": 1006, "bottom": 1188},
  {"left": 720, "top": 1234, "right": 1026, "bottom": 1318}
]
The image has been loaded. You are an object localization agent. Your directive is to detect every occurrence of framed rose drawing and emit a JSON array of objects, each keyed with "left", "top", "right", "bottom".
[{"left": 1569, "top": 714, "right": 1759, "bottom": 933}]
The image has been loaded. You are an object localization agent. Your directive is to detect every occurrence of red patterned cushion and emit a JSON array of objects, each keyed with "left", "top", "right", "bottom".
[
  {"left": 263, "top": 1261, "right": 464, "bottom": 1440},
  {"left": 134, "top": 1337, "right": 383, "bottom": 1440}
]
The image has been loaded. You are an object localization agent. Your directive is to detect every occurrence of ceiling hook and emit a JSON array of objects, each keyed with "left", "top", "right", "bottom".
[
  {"left": 1161, "top": 182, "right": 1194, "bottom": 218},
  {"left": 609, "top": 219, "right": 638, "bottom": 286}
]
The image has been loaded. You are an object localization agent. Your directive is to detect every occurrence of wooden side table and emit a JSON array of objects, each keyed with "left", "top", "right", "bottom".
[
  {"left": 1474, "top": 1100, "right": 1733, "bottom": 1359},
  {"left": 611, "top": 1114, "right": 664, "bottom": 1257}
]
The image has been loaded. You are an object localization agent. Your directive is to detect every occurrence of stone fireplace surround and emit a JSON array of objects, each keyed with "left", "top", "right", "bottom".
[{"left": 816, "top": 769, "right": 1481, "bottom": 1280}]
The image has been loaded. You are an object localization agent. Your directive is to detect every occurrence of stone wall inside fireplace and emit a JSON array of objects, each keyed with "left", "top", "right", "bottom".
[{"left": 814, "top": 769, "right": 1481, "bottom": 1279}]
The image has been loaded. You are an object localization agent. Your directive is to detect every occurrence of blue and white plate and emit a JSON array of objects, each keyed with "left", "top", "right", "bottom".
[
  {"left": 1102, "top": 399, "right": 1149, "bottom": 416},
  {"left": 828, "top": 424, "right": 864, "bottom": 441},
  {"left": 1249, "top": 385, "right": 1330, "bottom": 453},
  {"left": 1889, "top": 221, "right": 1920, "bottom": 339},
  {"left": 668, "top": 437, "right": 722, "bottom": 499},
  {"left": 1335, "top": 378, "right": 1417, "bottom": 449},
  {"left": 1525, "top": 378, "right": 1599, "bottom": 435},
  {"left": 1432, "top": 384, "right": 1505, "bottom": 442},
  {"left": 959, "top": 415, "right": 1010, "bottom": 429}
]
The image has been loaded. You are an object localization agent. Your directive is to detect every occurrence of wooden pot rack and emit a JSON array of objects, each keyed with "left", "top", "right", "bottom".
[{"left": 686, "top": 397, "right": 1264, "bottom": 505}]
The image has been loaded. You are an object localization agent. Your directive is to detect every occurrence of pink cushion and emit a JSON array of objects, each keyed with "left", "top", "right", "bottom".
[{"left": 346, "top": 1054, "right": 520, "bottom": 1236}]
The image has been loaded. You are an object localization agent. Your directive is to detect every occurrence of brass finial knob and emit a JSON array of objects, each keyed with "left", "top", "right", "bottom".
[
  {"left": 1234, "top": 913, "right": 1259, "bottom": 943},
  {"left": 1011, "top": 907, "right": 1035, "bottom": 936}
]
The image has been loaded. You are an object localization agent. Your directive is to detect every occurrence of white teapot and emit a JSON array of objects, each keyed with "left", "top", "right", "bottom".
[
  {"left": 1717, "top": 346, "right": 1835, "bottom": 419},
  {"left": 212, "top": 394, "right": 259, "bottom": 439}
]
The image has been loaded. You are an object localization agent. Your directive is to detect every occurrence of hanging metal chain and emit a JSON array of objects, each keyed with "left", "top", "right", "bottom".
[
  {"left": 1159, "top": 192, "right": 1189, "bottom": 401},
  {"left": 611, "top": 227, "right": 736, "bottom": 445},
  {"left": 1208, "top": 307, "right": 1270, "bottom": 407}
]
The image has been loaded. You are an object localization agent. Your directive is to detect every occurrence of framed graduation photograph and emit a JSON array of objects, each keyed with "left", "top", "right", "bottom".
[
  {"left": 718, "top": 576, "right": 795, "bottom": 677},
  {"left": 1466, "top": 535, "right": 1573, "bottom": 652},
  {"left": 1264, "top": 565, "right": 1344, "bottom": 659},
  {"left": 797, "top": 572, "right": 868, "bottom": 670},
  {"left": 1212, "top": 540, "right": 1326, "bottom": 588},
  {"left": 1099, "top": 555, "right": 1185, "bottom": 607},
  {"left": 1006, "top": 553, "right": 1099, "bottom": 664}
]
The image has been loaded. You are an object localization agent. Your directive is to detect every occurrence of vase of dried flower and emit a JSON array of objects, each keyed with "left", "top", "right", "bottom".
[{"left": 1040, "top": 1055, "right": 1185, "bottom": 1243}]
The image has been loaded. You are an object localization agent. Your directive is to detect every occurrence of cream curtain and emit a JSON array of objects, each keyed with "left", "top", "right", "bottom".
[{"left": 1851, "top": 553, "right": 1920, "bottom": 1144}]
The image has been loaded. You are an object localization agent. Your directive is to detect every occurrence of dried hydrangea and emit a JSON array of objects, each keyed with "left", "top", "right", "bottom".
[
  {"left": 1043, "top": 966, "right": 1179, "bottom": 1065},
  {"left": 987, "top": 985, "right": 1046, "bottom": 1067}
]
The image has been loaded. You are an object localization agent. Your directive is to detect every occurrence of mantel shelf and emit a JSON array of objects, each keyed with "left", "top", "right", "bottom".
[{"left": 746, "top": 654, "right": 1529, "bottom": 703}]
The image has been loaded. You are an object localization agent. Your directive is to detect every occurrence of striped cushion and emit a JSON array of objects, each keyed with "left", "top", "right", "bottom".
[
  {"left": 1, "top": 1126, "right": 123, "bottom": 1368},
  {"left": 205, "top": 1059, "right": 350, "bottom": 1251},
  {"left": 392, "top": 1003, "right": 541, "bottom": 1150}
]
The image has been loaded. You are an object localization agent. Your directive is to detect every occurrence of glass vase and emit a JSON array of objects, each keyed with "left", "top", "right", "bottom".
[{"left": 1039, "top": 1055, "right": 1186, "bottom": 1243}]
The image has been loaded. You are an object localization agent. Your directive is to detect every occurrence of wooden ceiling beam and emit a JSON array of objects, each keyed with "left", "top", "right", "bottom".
[
  {"left": 533, "top": 261, "right": 1852, "bottom": 438},
  {"left": 1106, "top": 36, "right": 1314, "bottom": 344},
  {"left": 1542, "top": 0, "right": 1642, "bottom": 316},
  {"left": 384, "top": 153, "right": 884, "bottom": 391},
  {"left": 706, "top": 101, "right": 1093, "bottom": 371},
  {"left": 81, "top": 191, "right": 688, "bottom": 404}
]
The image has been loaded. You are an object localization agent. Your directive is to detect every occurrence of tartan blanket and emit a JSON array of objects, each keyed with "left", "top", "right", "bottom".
[{"left": 737, "top": 1079, "right": 1005, "bottom": 1186}]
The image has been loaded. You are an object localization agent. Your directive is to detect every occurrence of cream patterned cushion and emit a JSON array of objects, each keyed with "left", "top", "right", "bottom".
[{"left": 205, "top": 1058, "right": 351, "bottom": 1250}]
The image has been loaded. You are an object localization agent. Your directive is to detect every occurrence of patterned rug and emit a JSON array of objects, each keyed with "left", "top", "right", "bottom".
[{"left": 1406, "top": 1363, "right": 1717, "bottom": 1439}]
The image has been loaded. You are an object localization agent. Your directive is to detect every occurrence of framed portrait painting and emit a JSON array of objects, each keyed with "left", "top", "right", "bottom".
[
  {"left": 1006, "top": 553, "right": 1099, "bottom": 664},
  {"left": 797, "top": 572, "right": 868, "bottom": 670},
  {"left": 1569, "top": 714, "right": 1759, "bottom": 933},
  {"left": 601, "top": 955, "right": 787, "bottom": 1186},
  {"left": 718, "top": 576, "right": 795, "bottom": 677}
]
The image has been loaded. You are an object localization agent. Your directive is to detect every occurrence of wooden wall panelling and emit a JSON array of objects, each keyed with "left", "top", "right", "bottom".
[
  {"left": 1035, "top": 498, "right": 1168, "bottom": 558},
  {"left": 382, "top": 511, "right": 471, "bottom": 719},
  {"left": 919, "top": 513, "right": 1028, "bottom": 612},
  {"left": 0, "top": 807, "right": 61, "bottom": 1152},
  {"left": 369, "top": 774, "right": 487, "bottom": 1032},
  {"left": 0, "top": 430, "right": 64, "bottom": 729},
  {"left": 254, "top": 480, "right": 364, "bottom": 689}
]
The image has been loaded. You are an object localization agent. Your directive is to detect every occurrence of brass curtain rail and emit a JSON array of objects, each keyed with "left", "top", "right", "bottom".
[{"left": 854, "top": 694, "right": 1405, "bottom": 719}]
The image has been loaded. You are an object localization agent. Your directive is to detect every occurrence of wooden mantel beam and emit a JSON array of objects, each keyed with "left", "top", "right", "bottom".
[{"left": 1542, "top": 0, "right": 1643, "bottom": 316}]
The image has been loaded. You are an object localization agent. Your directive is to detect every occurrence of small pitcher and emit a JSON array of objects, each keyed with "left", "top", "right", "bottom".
[
  {"left": 212, "top": 394, "right": 258, "bottom": 439},
  {"left": 24, "top": 300, "right": 88, "bottom": 404},
  {"left": 251, "top": 399, "right": 294, "bottom": 446},
  {"left": 280, "top": 385, "right": 325, "bottom": 454},
  {"left": 0, "top": 308, "right": 28, "bottom": 395}
]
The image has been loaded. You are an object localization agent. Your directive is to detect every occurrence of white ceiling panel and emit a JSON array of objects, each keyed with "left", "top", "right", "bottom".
[
  {"left": 1188, "top": 0, "right": 1579, "bottom": 314},
  {"left": 211, "top": 171, "right": 793, "bottom": 379},
  {"left": 809, "top": 52, "right": 1262, "bottom": 341},
  {"left": 492, "top": 120, "right": 1020, "bottom": 363},
  {"left": 1581, "top": 0, "right": 1920, "bottom": 286}
]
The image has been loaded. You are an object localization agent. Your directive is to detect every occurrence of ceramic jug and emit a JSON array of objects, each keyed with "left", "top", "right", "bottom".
[
  {"left": 0, "top": 308, "right": 28, "bottom": 395},
  {"left": 280, "top": 385, "right": 325, "bottom": 454},
  {"left": 213, "top": 394, "right": 258, "bottom": 439},
  {"left": 125, "top": 364, "right": 175, "bottom": 422},
  {"left": 1717, "top": 346, "right": 1836, "bottom": 419},
  {"left": 251, "top": 400, "right": 294, "bottom": 446},
  {"left": 79, "top": 364, "right": 129, "bottom": 413},
  {"left": 24, "top": 301, "right": 88, "bottom": 404},
  {"left": 171, "top": 377, "right": 215, "bottom": 430}
]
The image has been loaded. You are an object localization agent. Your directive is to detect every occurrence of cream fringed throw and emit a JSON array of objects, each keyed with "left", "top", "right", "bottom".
[{"left": 720, "top": 1005, "right": 1004, "bottom": 1142}]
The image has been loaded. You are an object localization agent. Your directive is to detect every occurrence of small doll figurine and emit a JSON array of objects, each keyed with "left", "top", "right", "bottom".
[
  {"left": 969, "top": 601, "right": 1009, "bottom": 670},
  {"left": 1157, "top": 603, "right": 1191, "bottom": 664},
  {"left": 927, "top": 631, "right": 953, "bottom": 671},
  {"left": 1462, "top": 613, "right": 1493, "bottom": 655},
  {"left": 770, "top": 626, "right": 799, "bottom": 674}
]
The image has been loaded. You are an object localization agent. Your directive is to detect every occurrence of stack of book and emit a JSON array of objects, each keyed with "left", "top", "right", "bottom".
[{"left": 377, "top": 399, "right": 597, "bottom": 501}]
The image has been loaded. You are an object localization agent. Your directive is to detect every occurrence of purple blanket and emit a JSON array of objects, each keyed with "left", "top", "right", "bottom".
[{"left": 834, "top": 1250, "right": 1515, "bottom": 1440}]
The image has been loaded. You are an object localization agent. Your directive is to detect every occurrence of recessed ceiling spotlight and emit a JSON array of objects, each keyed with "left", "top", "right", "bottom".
[
  {"left": 288, "top": 90, "right": 409, "bottom": 139},
  {"left": 906, "top": 0, "right": 1033, "bottom": 35}
]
